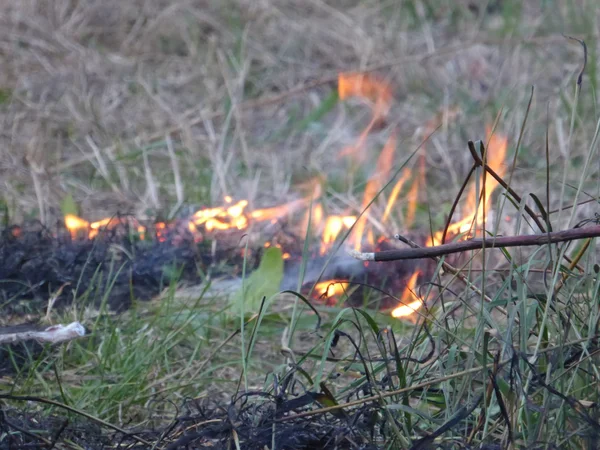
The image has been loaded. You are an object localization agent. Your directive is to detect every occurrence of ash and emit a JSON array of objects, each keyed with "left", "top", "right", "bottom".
[{"left": 0, "top": 221, "right": 210, "bottom": 315}]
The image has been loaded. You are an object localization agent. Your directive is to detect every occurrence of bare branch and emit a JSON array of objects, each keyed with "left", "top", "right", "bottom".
[
  {"left": 0, "top": 322, "right": 85, "bottom": 345},
  {"left": 350, "top": 225, "right": 600, "bottom": 262}
]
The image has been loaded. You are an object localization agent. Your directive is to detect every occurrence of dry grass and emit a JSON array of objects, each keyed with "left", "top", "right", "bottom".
[{"left": 0, "top": 1, "right": 595, "bottom": 232}]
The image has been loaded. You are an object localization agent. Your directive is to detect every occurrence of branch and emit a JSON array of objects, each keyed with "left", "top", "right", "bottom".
[
  {"left": 0, "top": 322, "right": 85, "bottom": 345},
  {"left": 349, "top": 225, "right": 600, "bottom": 262}
]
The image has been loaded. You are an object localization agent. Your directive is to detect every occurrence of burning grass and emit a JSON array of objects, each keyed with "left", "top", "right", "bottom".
[{"left": 2, "top": 1, "right": 600, "bottom": 449}]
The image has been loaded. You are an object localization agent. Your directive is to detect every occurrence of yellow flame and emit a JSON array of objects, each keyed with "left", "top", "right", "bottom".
[
  {"left": 430, "top": 129, "right": 508, "bottom": 246},
  {"left": 391, "top": 271, "right": 423, "bottom": 318},
  {"left": 191, "top": 199, "right": 249, "bottom": 231},
  {"left": 65, "top": 214, "right": 146, "bottom": 240},
  {"left": 315, "top": 280, "right": 349, "bottom": 300},
  {"left": 320, "top": 215, "right": 357, "bottom": 255},
  {"left": 64, "top": 214, "right": 89, "bottom": 239}
]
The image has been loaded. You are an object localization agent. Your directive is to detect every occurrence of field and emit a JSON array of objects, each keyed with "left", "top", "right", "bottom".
[{"left": 1, "top": 1, "right": 600, "bottom": 449}]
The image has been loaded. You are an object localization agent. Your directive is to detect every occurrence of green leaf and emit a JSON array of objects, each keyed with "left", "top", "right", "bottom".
[
  {"left": 230, "top": 247, "right": 284, "bottom": 316},
  {"left": 60, "top": 193, "right": 79, "bottom": 216}
]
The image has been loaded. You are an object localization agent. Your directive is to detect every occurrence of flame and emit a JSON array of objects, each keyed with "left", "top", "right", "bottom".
[
  {"left": 391, "top": 271, "right": 424, "bottom": 318},
  {"left": 382, "top": 168, "right": 410, "bottom": 224},
  {"left": 250, "top": 197, "right": 307, "bottom": 222},
  {"left": 314, "top": 280, "right": 349, "bottom": 303},
  {"left": 430, "top": 128, "right": 508, "bottom": 246},
  {"left": 320, "top": 215, "right": 356, "bottom": 255},
  {"left": 89, "top": 217, "right": 117, "bottom": 239},
  {"left": 350, "top": 132, "right": 397, "bottom": 250},
  {"left": 337, "top": 72, "right": 393, "bottom": 160},
  {"left": 191, "top": 199, "right": 249, "bottom": 231},
  {"left": 305, "top": 203, "right": 324, "bottom": 232},
  {"left": 64, "top": 214, "right": 146, "bottom": 240},
  {"left": 338, "top": 72, "right": 392, "bottom": 123},
  {"left": 64, "top": 214, "right": 89, "bottom": 239},
  {"left": 405, "top": 154, "right": 426, "bottom": 228}
]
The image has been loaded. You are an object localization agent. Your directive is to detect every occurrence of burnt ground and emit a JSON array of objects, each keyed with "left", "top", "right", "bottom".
[
  {"left": 0, "top": 221, "right": 207, "bottom": 315},
  {"left": 0, "top": 216, "right": 434, "bottom": 319}
]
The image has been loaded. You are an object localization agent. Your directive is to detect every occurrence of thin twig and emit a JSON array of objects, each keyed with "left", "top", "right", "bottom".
[
  {"left": 276, "top": 357, "right": 512, "bottom": 422},
  {"left": 467, "top": 141, "right": 547, "bottom": 233},
  {"left": 563, "top": 35, "right": 587, "bottom": 88}
]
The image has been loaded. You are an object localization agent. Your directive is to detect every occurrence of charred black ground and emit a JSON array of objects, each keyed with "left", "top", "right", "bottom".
[
  {"left": 0, "top": 220, "right": 256, "bottom": 316},
  {"left": 0, "top": 220, "right": 434, "bottom": 317}
]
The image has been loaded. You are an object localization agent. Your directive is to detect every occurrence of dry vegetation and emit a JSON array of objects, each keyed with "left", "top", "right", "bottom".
[
  {"left": 0, "top": 1, "right": 595, "bottom": 228},
  {"left": 2, "top": 1, "right": 600, "bottom": 449}
]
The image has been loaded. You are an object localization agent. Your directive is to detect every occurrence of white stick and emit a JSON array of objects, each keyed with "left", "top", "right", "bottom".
[
  {"left": 0, "top": 322, "right": 86, "bottom": 345},
  {"left": 347, "top": 249, "right": 375, "bottom": 261}
]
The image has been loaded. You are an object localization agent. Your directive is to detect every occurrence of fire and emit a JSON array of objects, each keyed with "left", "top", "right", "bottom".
[
  {"left": 64, "top": 214, "right": 89, "bottom": 239},
  {"left": 405, "top": 155, "right": 425, "bottom": 228},
  {"left": 338, "top": 72, "right": 392, "bottom": 123},
  {"left": 64, "top": 214, "right": 145, "bottom": 240},
  {"left": 314, "top": 280, "right": 350, "bottom": 304},
  {"left": 391, "top": 271, "right": 424, "bottom": 319},
  {"left": 58, "top": 67, "right": 508, "bottom": 326},
  {"left": 250, "top": 197, "right": 308, "bottom": 222},
  {"left": 320, "top": 215, "right": 356, "bottom": 255},
  {"left": 430, "top": 128, "right": 508, "bottom": 246},
  {"left": 382, "top": 169, "right": 410, "bottom": 224},
  {"left": 350, "top": 132, "right": 396, "bottom": 250},
  {"left": 191, "top": 199, "right": 249, "bottom": 231},
  {"left": 301, "top": 203, "right": 356, "bottom": 255},
  {"left": 337, "top": 72, "right": 393, "bottom": 160}
]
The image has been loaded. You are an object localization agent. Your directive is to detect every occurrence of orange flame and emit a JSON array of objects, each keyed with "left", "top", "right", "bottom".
[
  {"left": 391, "top": 271, "right": 424, "bottom": 318},
  {"left": 302, "top": 203, "right": 324, "bottom": 235},
  {"left": 405, "top": 155, "right": 426, "bottom": 228},
  {"left": 250, "top": 197, "right": 307, "bottom": 222},
  {"left": 64, "top": 214, "right": 89, "bottom": 239},
  {"left": 314, "top": 280, "right": 349, "bottom": 304},
  {"left": 320, "top": 215, "right": 356, "bottom": 255},
  {"left": 382, "top": 169, "right": 411, "bottom": 224},
  {"left": 338, "top": 72, "right": 393, "bottom": 160},
  {"left": 431, "top": 128, "right": 508, "bottom": 246},
  {"left": 64, "top": 214, "right": 144, "bottom": 240},
  {"left": 351, "top": 132, "right": 397, "bottom": 250},
  {"left": 338, "top": 72, "right": 392, "bottom": 123}
]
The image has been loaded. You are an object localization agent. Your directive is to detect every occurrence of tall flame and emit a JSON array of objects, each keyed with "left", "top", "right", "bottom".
[
  {"left": 431, "top": 129, "right": 508, "bottom": 246},
  {"left": 338, "top": 72, "right": 392, "bottom": 124},
  {"left": 382, "top": 169, "right": 410, "bottom": 224},
  {"left": 350, "top": 132, "right": 397, "bottom": 250}
]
